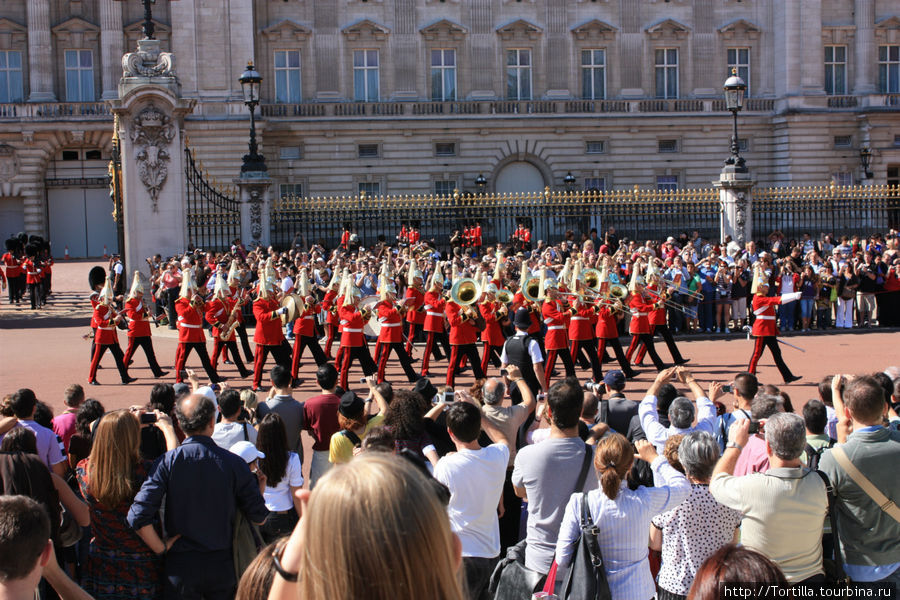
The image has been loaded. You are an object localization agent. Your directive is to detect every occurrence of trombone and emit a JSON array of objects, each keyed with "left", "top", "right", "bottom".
[{"left": 643, "top": 287, "right": 694, "bottom": 313}]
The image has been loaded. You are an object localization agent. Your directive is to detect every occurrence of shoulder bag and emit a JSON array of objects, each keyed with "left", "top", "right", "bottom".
[
  {"left": 489, "top": 443, "right": 594, "bottom": 600},
  {"left": 814, "top": 470, "right": 850, "bottom": 584},
  {"left": 830, "top": 446, "right": 900, "bottom": 524},
  {"left": 557, "top": 492, "right": 613, "bottom": 600}
]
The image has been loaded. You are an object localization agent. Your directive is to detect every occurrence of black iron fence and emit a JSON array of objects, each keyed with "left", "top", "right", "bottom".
[{"left": 184, "top": 146, "right": 241, "bottom": 251}]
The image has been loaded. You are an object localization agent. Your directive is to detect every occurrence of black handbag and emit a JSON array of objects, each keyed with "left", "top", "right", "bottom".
[
  {"left": 815, "top": 470, "right": 850, "bottom": 584},
  {"left": 489, "top": 444, "right": 594, "bottom": 600},
  {"left": 560, "top": 493, "right": 612, "bottom": 600}
]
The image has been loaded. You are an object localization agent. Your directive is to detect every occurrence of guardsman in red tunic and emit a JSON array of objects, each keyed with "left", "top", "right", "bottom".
[
  {"left": 2, "top": 237, "right": 24, "bottom": 304},
  {"left": 522, "top": 227, "right": 532, "bottom": 251},
  {"left": 632, "top": 262, "right": 689, "bottom": 367},
  {"left": 174, "top": 269, "right": 222, "bottom": 384},
  {"left": 226, "top": 260, "right": 254, "bottom": 363},
  {"left": 462, "top": 226, "right": 471, "bottom": 248},
  {"left": 322, "top": 270, "right": 342, "bottom": 360},
  {"left": 445, "top": 280, "right": 486, "bottom": 387},
  {"left": 123, "top": 271, "right": 167, "bottom": 378},
  {"left": 541, "top": 277, "right": 576, "bottom": 384},
  {"left": 206, "top": 274, "right": 251, "bottom": 379},
  {"left": 594, "top": 265, "right": 638, "bottom": 378},
  {"left": 626, "top": 270, "right": 666, "bottom": 371},
  {"left": 375, "top": 276, "right": 419, "bottom": 383},
  {"left": 511, "top": 262, "right": 541, "bottom": 336},
  {"left": 479, "top": 283, "right": 508, "bottom": 375},
  {"left": 340, "top": 225, "right": 351, "bottom": 250},
  {"left": 473, "top": 222, "right": 483, "bottom": 251},
  {"left": 421, "top": 263, "right": 450, "bottom": 377},
  {"left": 251, "top": 261, "right": 292, "bottom": 390},
  {"left": 88, "top": 277, "right": 135, "bottom": 385},
  {"left": 568, "top": 293, "right": 603, "bottom": 383},
  {"left": 747, "top": 272, "right": 802, "bottom": 383},
  {"left": 337, "top": 274, "right": 377, "bottom": 390},
  {"left": 23, "top": 244, "right": 42, "bottom": 309},
  {"left": 290, "top": 268, "right": 329, "bottom": 381},
  {"left": 398, "top": 223, "right": 409, "bottom": 248},
  {"left": 404, "top": 265, "right": 426, "bottom": 354}
]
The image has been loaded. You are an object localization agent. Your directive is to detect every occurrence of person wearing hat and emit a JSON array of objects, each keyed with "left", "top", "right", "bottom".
[
  {"left": 251, "top": 267, "right": 293, "bottom": 391},
  {"left": 336, "top": 274, "right": 377, "bottom": 391},
  {"left": 22, "top": 244, "right": 43, "bottom": 310},
  {"left": 174, "top": 269, "right": 223, "bottom": 385},
  {"left": 421, "top": 262, "right": 451, "bottom": 377},
  {"left": 88, "top": 275, "right": 136, "bottom": 386},
  {"left": 747, "top": 276, "right": 802, "bottom": 383},
  {"left": 403, "top": 265, "right": 426, "bottom": 355},
  {"left": 479, "top": 283, "right": 508, "bottom": 376},
  {"left": 501, "top": 308, "right": 547, "bottom": 404},
  {"left": 321, "top": 270, "right": 343, "bottom": 361},
  {"left": 625, "top": 266, "right": 666, "bottom": 372},
  {"left": 594, "top": 265, "right": 638, "bottom": 379},
  {"left": 206, "top": 274, "right": 252, "bottom": 379},
  {"left": 375, "top": 276, "right": 419, "bottom": 384},
  {"left": 445, "top": 284, "right": 486, "bottom": 388},
  {"left": 541, "top": 278, "right": 576, "bottom": 385},
  {"left": 225, "top": 260, "right": 254, "bottom": 364},
  {"left": 123, "top": 271, "right": 168, "bottom": 379},
  {"left": 328, "top": 391, "right": 386, "bottom": 464},
  {"left": 290, "top": 268, "right": 329, "bottom": 382},
  {"left": 2, "top": 237, "right": 24, "bottom": 304},
  {"left": 568, "top": 287, "right": 603, "bottom": 384},
  {"left": 632, "top": 263, "right": 689, "bottom": 368}
]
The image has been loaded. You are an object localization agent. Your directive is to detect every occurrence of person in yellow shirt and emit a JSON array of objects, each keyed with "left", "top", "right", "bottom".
[{"left": 328, "top": 386, "right": 388, "bottom": 464}]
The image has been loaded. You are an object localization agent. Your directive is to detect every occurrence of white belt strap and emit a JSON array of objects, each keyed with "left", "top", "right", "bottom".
[
  {"left": 631, "top": 311, "right": 648, "bottom": 317},
  {"left": 344, "top": 328, "right": 363, "bottom": 333},
  {"left": 381, "top": 323, "right": 401, "bottom": 327},
  {"left": 427, "top": 311, "right": 444, "bottom": 317},
  {"left": 547, "top": 325, "right": 565, "bottom": 330},
  {"left": 180, "top": 323, "right": 202, "bottom": 328},
  {"left": 571, "top": 316, "right": 588, "bottom": 321},
  {"left": 756, "top": 315, "right": 775, "bottom": 320},
  {"left": 97, "top": 326, "right": 115, "bottom": 331},
  {"left": 303, "top": 316, "right": 314, "bottom": 320},
  {"left": 753, "top": 307, "right": 769, "bottom": 317}
]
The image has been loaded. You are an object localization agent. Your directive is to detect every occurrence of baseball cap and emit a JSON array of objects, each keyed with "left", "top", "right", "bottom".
[
  {"left": 230, "top": 441, "right": 265, "bottom": 464},
  {"left": 603, "top": 370, "right": 626, "bottom": 390}
]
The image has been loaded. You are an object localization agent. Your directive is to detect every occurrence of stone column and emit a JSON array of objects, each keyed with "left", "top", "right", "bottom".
[
  {"left": 26, "top": 0, "right": 55, "bottom": 101},
  {"left": 714, "top": 170, "right": 755, "bottom": 246},
  {"left": 109, "top": 39, "right": 195, "bottom": 276},
  {"left": 99, "top": 0, "right": 125, "bottom": 100},
  {"left": 235, "top": 175, "right": 272, "bottom": 249},
  {"left": 853, "top": 0, "right": 876, "bottom": 95}
]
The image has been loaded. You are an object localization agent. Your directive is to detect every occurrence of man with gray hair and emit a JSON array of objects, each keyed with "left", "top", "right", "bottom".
[
  {"left": 710, "top": 413, "right": 828, "bottom": 584},
  {"left": 640, "top": 366, "right": 721, "bottom": 452}
]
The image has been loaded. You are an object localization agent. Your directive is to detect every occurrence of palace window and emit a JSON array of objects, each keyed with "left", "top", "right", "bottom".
[
  {"left": 353, "top": 50, "right": 379, "bottom": 102},
  {"left": 581, "top": 49, "right": 606, "bottom": 100},
  {"left": 431, "top": 49, "right": 456, "bottom": 101},
  {"left": 64, "top": 49, "right": 94, "bottom": 102},
  {"left": 506, "top": 49, "right": 532, "bottom": 100},
  {"left": 654, "top": 48, "right": 678, "bottom": 99},
  {"left": 274, "top": 50, "right": 301, "bottom": 103},
  {"left": 831, "top": 172, "right": 852, "bottom": 187},
  {"left": 727, "top": 48, "right": 750, "bottom": 97},
  {"left": 434, "top": 180, "right": 457, "bottom": 196},
  {"left": 280, "top": 183, "right": 303, "bottom": 199},
  {"left": 657, "top": 174, "right": 678, "bottom": 191},
  {"left": 824, "top": 45, "right": 847, "bottom": 95},
  {"left": 358, "top": 181, "right": 380, "bottom": 196},
  {"left": 878, "top": 45, "right": 899, "bottom": 93},
  {"left": 0, "top": 51, "right": 24, "bottom": 103},
  {"left": 584, "top": 177, "right": 606, "bottom": 193}
]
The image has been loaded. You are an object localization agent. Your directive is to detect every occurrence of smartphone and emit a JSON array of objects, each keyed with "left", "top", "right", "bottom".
[
  {"left": 140, "top": 413, "right": 158, "bottom": 425},
  {"left": 443, "top": 391, "right": 454, "bottom": 403},
  {"left": 210, "top": 383, "right": 220, "bottom": 393},
  {"left": 722, "top": 384, "right": 733, "bottom": 394},
  {"left": 360, "top": 377, "right": 368, "bottom": 384},
  {"left": 748, "top": 420, "right": 760, "bottom": 434},
  {"left": 179, "top": 370, "right": 187, "bottom": 379}
]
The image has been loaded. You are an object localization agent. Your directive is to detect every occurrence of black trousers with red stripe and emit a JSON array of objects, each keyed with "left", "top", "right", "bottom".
[
  {"left": 123, "top": 336, "right": 165, "bottom": 377},
  {"left": 446, "top": 344, "right": 484, "bottom": 387},
  {"left": 252, "top": 341, "right": 292, "bottom": 388},
  {"left": 377, "top": 342, "right": 419, "bottom": 383},
  {"left": 570, "top": 338, "right": 603, "bottom": 382},
  {"left": 598, "top": 337, "right": 638, "bottom": 377},
  {"left": 634, "top": 324, "right": 685, "bottom": 364},
  {"left": 212, "top": 340, "right": 251, "bottom": 378},
  {"left": 544, "top": 347, "right": 576, "bottom": 384},
  {"left": 628, "top": 334, "right": 666, "bottom": 370},
  {"left": 481, "top": 342, "right": 503, "bottom": 375},
  {"left": 176, "top": 342, "right": 222, "bottom": 383},
  {"left": 324, "top": 323, "right": 339, "bottom": 357},
  {"left": 89, "top": 342, "right": 130, "bottom": 383},
  {"left": 748, "top": 335, "right": 795, "bottom": 381},
  {"left": 291, "top": 334, "right": 329, "bottom": 378},
  {"left": 235, "top": 323, "right": 254, "bottom": 363},
  {"left": 340, "top": 345, "right": 378, "bottom": 390},
  {"left": 422, "top": 331, "right": 451, "bottom": 374}
]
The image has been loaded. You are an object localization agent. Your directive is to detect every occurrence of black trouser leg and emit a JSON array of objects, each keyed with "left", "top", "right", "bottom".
[
  {"left": 28, "top": 282, "right": 38, "bottom": 308},
  {"left": 108, "top": 343, "right": 131, "bottom": 382},
  {"left": 436, "top": 331, "right": 451, "bottom": 359},
  {"left": 236, "top": 324, "right": 254, "bottom": 362},
  {"left": 461, "top": 343, "right": 485, "bottom": 380},
  {"left": 350, "top": 345, "right": 378, "bottom": 376},
  {"left": 188, "top": 342, "right": 221, "bottom": 382},
  {"left": 605, "top": 336, "right": 637, "bottom": 376},
  {"left": 137, "top": 337, "right": 165, "bottom": 376},
  {"left": 658, "top": 325, "right": 685, "bottom": 363},
  {"left": 639, "top": 333, "right": 666, "bottom": 370},
  {"left": 273, "top": 340, "right": 293, "bottom": 370},
  {"left": 498, "top": 470, "right": 521, "bottom": 552},
  {"left": 226, "top": 341, "right": 251, "bottom": 377},
  {"left": 766, "top": 337, "right": 796, "bottom": 381},
  {"left": 558, "top": 347, "right": 576, "bottom": 378},
  {"left": 301, "top": 335, "right": 329, "bottom": 366},
  {"left": 581, "top": 338, "right": 603, "bottom": 382},
  {"left": 165, "top": 288, "right": 178, "bottom": 328}
]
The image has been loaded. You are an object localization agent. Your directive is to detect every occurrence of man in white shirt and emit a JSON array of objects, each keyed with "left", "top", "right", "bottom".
[
  {"left": 434, "top": 401, "right": 509, "bottom": 600},
  {"left": 212, "top": 389, "right": 257, "bottom": 449},
  {"left": 640, "top": 366, "right": 720, "bottom": 452}
]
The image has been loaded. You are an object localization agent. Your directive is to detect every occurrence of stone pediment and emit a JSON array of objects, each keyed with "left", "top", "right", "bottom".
[
  {"left": 52, "top": 16, "right": 100, "bottom": 45},
  {"left": 419, "top": 19, "right": 468, "bottom": 41},
  {"left": 497, "top": 19, "right": 543, "bottom": 41},
  {"left": 571, "top": 19, "right": 618, "bottom": 40},
  {"left": 0, "top": 18, "right": 26, "bottom": 34},
  {"left": 341, "top": 19, "right": 390, "bottom": 42},
  {"left": 125, "top": 19, "right": 171, "bottom": 37},
  {"left": 875, "top": 16, "right": 900, "bottom": 29},
  {"left": 261, "top": 19, "right": 312, "bottom": 43},
  {"left": 645, "top": 18, "right": 691, "bottom": 40}
]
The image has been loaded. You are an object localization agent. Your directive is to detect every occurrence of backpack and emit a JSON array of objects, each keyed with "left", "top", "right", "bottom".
[{"left": 804, "top": 439, "right": 836, "bottom": 471}]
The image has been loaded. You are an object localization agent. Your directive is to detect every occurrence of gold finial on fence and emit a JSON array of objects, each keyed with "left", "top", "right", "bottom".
[{"left": 453, "top": 189, "right": 460, "bottom": 201}]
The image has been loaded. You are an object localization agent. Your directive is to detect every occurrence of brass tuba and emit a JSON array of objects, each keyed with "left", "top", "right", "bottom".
[
  {"left": 521, "top": 277, "right": 542, "bottom": 304},
  {"left": 450, "top": 277, "right": 481, "bottom": 306},
  {"left": 579, "top": 268, "right": 602, "bottom": 292},
  {"left": 496, "top": 288, "right": 513, "bottom": 304},
  {"left": 608, "top": 283, "right": 629, "bottom": 299}
]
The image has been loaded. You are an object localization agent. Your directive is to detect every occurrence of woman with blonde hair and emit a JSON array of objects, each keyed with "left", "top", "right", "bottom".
[
  {"left": 75, "top": 409, "right": 178, "bottom": 600},
  {"left": 555, "top": 434, "right": 690, "bottom": 600},
  {"left": 268, "top": 453, "right": 464, "bottom": 600}
]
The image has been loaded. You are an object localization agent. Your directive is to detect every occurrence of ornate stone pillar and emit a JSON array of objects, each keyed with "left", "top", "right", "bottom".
[
  {"left": 235, "top": 176, "right": 272, "bottom": 249},
  {"left": 853, "top": 0, "right": 876, "bottom": 95},
  {"left": 109, "top": 38, "right": 195, "bottom": 276},
  {"left": 26, "top": 0, "right": 56, "bottom": 101},
  {"left": 714, "top": 171, "right": 755, "bottom": 246},
  {"left": 99, "top": 0, "right": 125, "bottom": 100}
]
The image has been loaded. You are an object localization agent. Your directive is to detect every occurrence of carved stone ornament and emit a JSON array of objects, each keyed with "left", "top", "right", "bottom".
[
  {"left": 249, "top": 189, "right": 263, "bottom": 245},
  {"left": 0, "top": 145, "right": 18, "bottom": 182},
  {"left": 734, "top": 191, "right": 748, "bottom": 244},
  {"left": 131, "top": 104, "right": 175, "bottom": 211},
  {"left": 122, "top": 40, "right": 176, "bottom": 78}
]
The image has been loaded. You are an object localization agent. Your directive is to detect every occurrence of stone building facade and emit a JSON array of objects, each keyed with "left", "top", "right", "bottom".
[{"left": 0, "top": 0, "right": 898, "bottom": 256}]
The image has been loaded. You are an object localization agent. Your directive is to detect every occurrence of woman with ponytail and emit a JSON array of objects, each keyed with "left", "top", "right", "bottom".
[{"left": 555, "top": 433, "right": 690, "bottom": 600}]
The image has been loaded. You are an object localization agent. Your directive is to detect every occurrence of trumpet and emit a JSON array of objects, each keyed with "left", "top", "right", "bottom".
[{"left": 644, "top": 287, "right": 693, "bottom": 313}]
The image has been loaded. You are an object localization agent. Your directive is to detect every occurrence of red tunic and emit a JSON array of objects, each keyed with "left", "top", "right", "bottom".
[
  {"left": 323, "top": 290, "right": 340, "bottom": 326},
  {"left": 2, "top": 253, "right": 22, "bottom": 277},
  {"left": 479, "top": 301, "right": 506, "bottom": 346},
  {"left": 446, "top": 301, "right": 478, "bottom": 345},
  {"left": 24, "top": 259, "right": 40, "bottom": 285},
  {"left": 206, "top": 297, "right": 235, "bottom": 342},
  {"left": 292, "top": 300, "right": 320, "bottom": 338},
  {"left": 646, "top": 285, "right": 667, "bottom": 326},
  {"left": 376, "top": 301, "right": 404, "bottom": 344},
  {"left": 228, "top": 286, "right": 246, "bottom": 323},
  {"left": 338, "top": 305, "right": 365, "bottom": 347},
  {"left": 409, "top": 230, "right": 420, "bottom": 244},
  {"left": 542, "top": 300, "right": 569, "bottom": 350},
  {"left": 473, "top": 225, "right": 482, "bottom": 247},
  {"left": 90, "top": 293, "right": 101, "bottom": 329},
  {"left": 404, "top": 287, "right": 425, "bottom": 324},
  {"left": 176, "top": 297, "right": 206, "bottom": 343},
  {"left": 512, "top": 291, "right": 541, "bottom": 334},
  {"left": 751, "top": 295, "right": 782, "bottom": 337},
  {"left": 628, "top": 295, "right": 655, "bottom": 335},
  {"left": 253, "top": 297, "right": 285, "bottom": 345},
  {"left": 568, "top": 305, "right": 595, "bottom": 341},
  {"left": 124, "top": 296, "right": 152, "bottom": 338},
  {"left": 340, "top": 231, "right": 350, "bottom": 248},
  {"left": 423, "top": 291, "right": 447, "bottom": 333},
  {"left": 595, "top": 305, "right": 619, "bottom": 339},
  {"left": 93, "top": 303, "right": 120, "bottom": 345}
]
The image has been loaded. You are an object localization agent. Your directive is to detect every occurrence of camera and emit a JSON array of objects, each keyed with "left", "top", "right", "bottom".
[
  {"left": 748, "top": 420, "right": 761, "bottom": 434},
  {"left": 443, "top": 390, "right": 455, "bottom": 403},
  {"left": 139, "top": 412, "right": 158, "bottom": 425},
  {"left": 722, "top": 384, "right": 733, "bottom": 394}
]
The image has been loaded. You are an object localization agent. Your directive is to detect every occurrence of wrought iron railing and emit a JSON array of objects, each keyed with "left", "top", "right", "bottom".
[{"left": 184, "top": 146, "right": 242, "bottom": 251}]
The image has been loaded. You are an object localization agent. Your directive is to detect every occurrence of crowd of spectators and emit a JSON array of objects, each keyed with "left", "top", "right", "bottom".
[{"left": 2, "top": 357, "right": 899, "bottom": 600}]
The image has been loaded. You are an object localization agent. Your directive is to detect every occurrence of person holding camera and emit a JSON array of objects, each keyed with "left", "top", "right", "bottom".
[
  {"left": 855, "top": 252, "right": 883, "bottom": 328},
  {"left": 835, "top": 262, "right": 858, "bottom": 329}
]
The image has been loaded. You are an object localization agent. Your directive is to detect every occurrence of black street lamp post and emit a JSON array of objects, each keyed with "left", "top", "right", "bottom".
[
  {"left": 859, "top": 147, "right": 873, "bottom": 179},
  {"left": 474, "top": 173, "right": 487, "bottom": 194},
  {"left": 563, "top": 171, "right": 576, "bottom": 192},
  {"left": 239, "top": 61, "right": 267, "bottom": 173},
  {"left": 723, "top": 68, "right": 747, "bottom": 174}
]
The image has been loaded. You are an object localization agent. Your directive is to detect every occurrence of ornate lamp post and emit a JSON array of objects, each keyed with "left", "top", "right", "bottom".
[
  {"left": 723, "top": 68, "right": 747, "bottom": 174},
  {"left": 474, "top": 172, "right": 487, "bottom": 195},
  {"left": 239, "top": 61, "right": 266, "bottom": 173},
  {"left": 563, "top": 171, "right": 577, "bottom": 193},
  {"left": 859, "top": 147, "right": 873, "bottom": 179}
]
